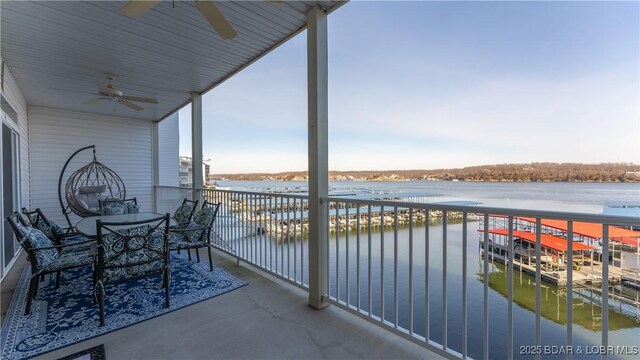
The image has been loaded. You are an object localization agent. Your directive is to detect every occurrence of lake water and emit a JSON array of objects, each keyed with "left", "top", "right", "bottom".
[{"left": 216, "top": 180, "right": 640, "bottom": 359}]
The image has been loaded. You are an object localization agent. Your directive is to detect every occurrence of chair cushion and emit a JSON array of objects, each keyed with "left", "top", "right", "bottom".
[
  {"left": 15, "top": 221, "right": 28, "bottom": 237},
  {"left": 38, "top": 221, "right": 64, "bottom": 241},
  {"left": 173, "top": 202, "right": 195, "bottom": 224},
  {"left": 23, "top": 212, "right": 60, "bottom": 239},
  {"left": 100, "top": 202, "right": 126, "bottom": 215},
  {"left": 125, "top": 202, "right": 140, "bottom": 214},
  {"left": 194, "top": 206, "right": 216, "bottom": 226},
  {"left": 75, "top": 193, "right": 105, "bottom": 212},
  {"left": 45, "top": 250, "right": 93, "bottom": 272},
  {"left": 24, "top": 228, "right": 59, "bottom": 269}
]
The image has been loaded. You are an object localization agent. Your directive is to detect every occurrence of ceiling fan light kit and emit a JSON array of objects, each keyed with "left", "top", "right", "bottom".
[{"left": 79, "top": 72, "right": 158, "bottom": 112}]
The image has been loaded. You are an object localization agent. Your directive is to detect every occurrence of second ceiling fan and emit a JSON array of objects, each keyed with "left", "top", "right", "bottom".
[{"left": 119, "top": 1, "right": 237, "bottom": 40}]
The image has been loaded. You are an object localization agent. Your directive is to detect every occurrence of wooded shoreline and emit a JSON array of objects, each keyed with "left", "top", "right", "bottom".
[{"left": 211, "top": 162, "right": 639, "bottom": 182}]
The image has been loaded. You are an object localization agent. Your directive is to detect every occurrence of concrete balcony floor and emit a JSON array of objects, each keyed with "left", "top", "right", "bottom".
[{"left": 1, "top": 250, "right": 443, "bottom": 360}]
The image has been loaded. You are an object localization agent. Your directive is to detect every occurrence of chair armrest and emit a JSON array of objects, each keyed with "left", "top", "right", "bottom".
[
  {"left": 170, "top": 225, "right": 211, "bottom": 233},
  {"left": 28, "top": 239, "right": 95, "bottom": 252},
  {"left": 57, "top": 230, "right": 84, "bottom": 239},
  {"left": 169, "top": 221, "right": 191, "bottom": 229}
]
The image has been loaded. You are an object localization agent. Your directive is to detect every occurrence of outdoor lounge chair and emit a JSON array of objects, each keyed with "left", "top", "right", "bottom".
[
  {"left": 169, "top": 201, "right": 221, "bottom": 271},
  {"left": 94, "top": 213, "right": 171, "bottom": 326},
  {"left": 6, "top": 212, "right": 94, "bottom": 315}
]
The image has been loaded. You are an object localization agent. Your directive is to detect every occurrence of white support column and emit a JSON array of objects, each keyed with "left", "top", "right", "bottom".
[
  {"left": 151, "top": 121, "right": 160, "bottom": 212},
  {"left": 191, "top": 92, "right": 204, "bottom": 202},
  {"left": 307, "top": 5, "right": 329, "bottom": 310}
]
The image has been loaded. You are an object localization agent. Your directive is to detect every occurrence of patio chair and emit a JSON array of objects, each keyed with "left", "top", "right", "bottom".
[
  {"left": 98, "top": 197, "right": 139, "bottom": 215},
  {"left": 94, "top": 213, "right": 171, "bottom": 326},
  {"left": 6, "top": 212, "right": 94, "bottom": 315},
  {"left": 21, "top": 207, "right": 90, "bottom": 251},
  {"left": 169, "top": 201, "right": 221, "bottom": 271}
]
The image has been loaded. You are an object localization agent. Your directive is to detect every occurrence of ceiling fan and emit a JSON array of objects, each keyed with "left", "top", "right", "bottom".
[
  {"left": 119, "top": 0, "right": 237, "bottom": 40},
  {"left": 81, "top": 73, "right": 158, "bottom": 112}
]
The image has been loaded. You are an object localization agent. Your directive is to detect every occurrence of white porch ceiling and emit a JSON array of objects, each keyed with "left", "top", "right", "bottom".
[{"left": 1, "top": 0, "right": 342, "bottom": 121}]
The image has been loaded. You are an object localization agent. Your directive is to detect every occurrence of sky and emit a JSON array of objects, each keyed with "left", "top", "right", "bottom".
[{"left": 178, "top": 0, "right": 640, "bottom": 174}]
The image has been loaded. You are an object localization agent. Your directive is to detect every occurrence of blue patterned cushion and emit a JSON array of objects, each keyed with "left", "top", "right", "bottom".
[
  {"left": 125, "top": 202, "right": 140, "bottom": 214},
  {"left": 25, "top": 213, "right": 62, "bottom": 240},
  {"left": 46, "top": 251, "right": 93, "bottom": 271},
  {"left": 100, "top": 225, "right": 166, "bottom": 283},
  {"left": 100, "top": 202, "right": 125, "bottom": 216},
  {"left": 24, "top": 228, "right": 59, "bottom": 269},
  {"left": 184, "top": 221, "right": 204, "bottom": 243},
  {"left": 174, "top": 202, "right": 195, "bottom": 224},
  {"left": 194, "top": 206, "right": 216, "bottom": 226},
  {"left": 15, "top": 221, "right": 28, "bottom": 237}
]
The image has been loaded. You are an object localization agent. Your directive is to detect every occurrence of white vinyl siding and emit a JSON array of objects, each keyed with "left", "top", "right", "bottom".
[
  {"left": 28, "top": 106, "right": 153, "bottom": 226},
  {"left": 157, "top": 112, "right": 179, "bottom": 186}
]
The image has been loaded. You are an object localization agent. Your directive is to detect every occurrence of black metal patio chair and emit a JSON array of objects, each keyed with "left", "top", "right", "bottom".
[
  {"left": 169, "top": 201, "right": 220, "bottom": 271},
  {"left": 6, "top": 212, "right": 94, "bottom": 315},
  {"left": 94, "top": 213, "right": 171, "bottom": 326}
]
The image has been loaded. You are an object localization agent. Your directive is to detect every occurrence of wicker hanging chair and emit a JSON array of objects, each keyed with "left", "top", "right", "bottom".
[{"left": 58, "top": 145, "right": 126, "bottom": 226}]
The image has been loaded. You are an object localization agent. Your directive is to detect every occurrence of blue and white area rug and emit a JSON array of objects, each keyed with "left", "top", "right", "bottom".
[{"left": 1, "top": 254, "right": 247, "bottom": 360}]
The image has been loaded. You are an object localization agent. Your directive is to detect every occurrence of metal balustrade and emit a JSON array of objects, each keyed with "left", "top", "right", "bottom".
[{"left": 155, "top": 186, "right": 640, "bottom": 359}]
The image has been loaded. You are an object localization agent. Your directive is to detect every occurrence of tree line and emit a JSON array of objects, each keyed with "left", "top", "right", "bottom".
[{"left": 211, "top": 163, "right": 640, "bottom": 182}]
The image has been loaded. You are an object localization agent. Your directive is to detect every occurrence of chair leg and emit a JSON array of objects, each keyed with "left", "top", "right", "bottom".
[
  {"left": 164, "top": 271, "right": 171, "bottom": 308},
  {"left": 40, "top": 274, "right": 45, "bottom": 282},
  {"left": 55, "top": 271, "right": 61, "bottom": 289},
  {"left": 98, "top": 286, "right": 106, "bottom": 327},
  {"left": 33, "top": 276, "right": 39, "bottom": 298},
  {"left": 207, "top": 246, "right": 213, "bottom": 271},
  {"left": 196, "top": 249, "right": 200, "bottom": 263},
  {"left": 24, "top": 277, "right": 38, "bottom": 315},
  {"left": 187, "top": 249, "right": 192, "bottom": 261}
]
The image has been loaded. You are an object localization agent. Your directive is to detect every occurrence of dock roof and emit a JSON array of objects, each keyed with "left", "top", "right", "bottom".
[
  {"left": 517, "top": 217, "right": 640, "bottom": 247},
  {"left": 485, "top": 229, "right": 594, "bottom": 252}
]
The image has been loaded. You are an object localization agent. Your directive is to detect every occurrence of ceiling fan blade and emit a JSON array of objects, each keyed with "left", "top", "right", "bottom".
[
  {"left": 82, "top": 97, "right": 109, "bottom": 105},
  {"left": 119, "top": 1, "right": 161, "bottom": 17},
  {"left": 118, "top": 99, "right": 145, "bottom": 111},
  {"left": 119, "top": 95, "right": 158, "bottom": 104},
  {"left": 51, "top": 88, "right": 98, "bottom": 96},
  {"left": 194, "top": 1, "right": 237, "bottom": 40}
]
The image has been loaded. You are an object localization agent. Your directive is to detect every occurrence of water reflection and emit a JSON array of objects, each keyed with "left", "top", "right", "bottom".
[{"left": 482, "top": 261, "right": 639, "bottom": 331}]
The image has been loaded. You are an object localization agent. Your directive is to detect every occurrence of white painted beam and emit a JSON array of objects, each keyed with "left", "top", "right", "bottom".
[
  {"left": 152, "top": 121, "right": 160, "bottom": 212},
  {"left": 306, "top": 5, "right": 329, "bottom": 310},
  {"left": 191, "top": 92, "right": 204, "bottom": 201}
]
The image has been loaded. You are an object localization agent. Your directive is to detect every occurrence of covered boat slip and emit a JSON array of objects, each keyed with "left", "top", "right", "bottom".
[{"left": 479, "top": 228, "right": 630, "bottom": 287}]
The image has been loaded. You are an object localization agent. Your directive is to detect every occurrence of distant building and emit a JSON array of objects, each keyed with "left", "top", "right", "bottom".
[{"left": 179, "top": 156, "right": 210, "bottom": 188}]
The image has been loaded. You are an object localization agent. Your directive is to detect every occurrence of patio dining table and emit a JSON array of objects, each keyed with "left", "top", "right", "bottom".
[{"left": 75, "top": 212, "right": 175, "bottom": 238}]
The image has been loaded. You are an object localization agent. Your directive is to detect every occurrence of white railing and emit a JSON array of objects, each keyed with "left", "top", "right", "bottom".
[
  {"left": 200, "top": 188, "right": 310, "bottom": 289},
  {"left": 156, "top": 186, "right": 640, "bottom": 359}
]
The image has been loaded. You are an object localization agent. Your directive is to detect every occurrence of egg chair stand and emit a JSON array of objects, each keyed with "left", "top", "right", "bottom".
[{"left": 58, "top": 145, "right": 126, "bottom": 228}]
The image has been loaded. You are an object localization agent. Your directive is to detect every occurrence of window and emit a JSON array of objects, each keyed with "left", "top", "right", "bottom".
[{"left": 1, "top": 115, "right": 21, "bottom": 277}]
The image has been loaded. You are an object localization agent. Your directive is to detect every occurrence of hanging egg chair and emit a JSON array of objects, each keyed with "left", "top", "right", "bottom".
[{"left": 58, "top": 145, "right": 126, "bottom": 226}]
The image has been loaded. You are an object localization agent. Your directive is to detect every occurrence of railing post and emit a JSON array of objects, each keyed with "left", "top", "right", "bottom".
[
  {"left": 191, "top": 92, "right": 203, "bottom": 202},
  {"left": 152, "top": 121, "right": 160, "bottom": 212},
  {"left": 307, "top": 5, "right": 329, "bottom": 310}
]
